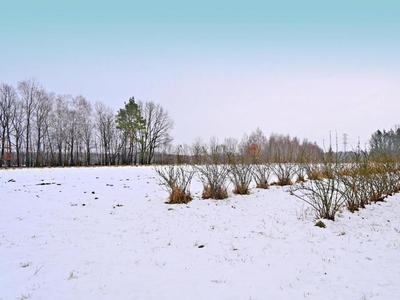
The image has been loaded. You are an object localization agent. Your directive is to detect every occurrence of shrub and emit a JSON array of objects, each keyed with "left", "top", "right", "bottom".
[
  {"left": 272, "top": 163, "right": 297, "bottom": 186},
  {"left": 290, "top": 176, "right": 346, "bottom": 221},
  {"left": 195, "top": 163, "right": 229, "bottom": 200},
  {"left": 295, "top": 163, "right": 307, "bottom": 183},
  {"left": 154, "top": 165, "right": 195, "bottom": 204},
  {"left": 289, "top": 153, "right": 346, "bottom": 221},
  {"left": 339, "top": 161, "right": 369, "bottom": 212},
  {"left": 251, "top": 164, "right": 272, "bottom": 189},
  {"left": 228, "top": 163, "right": 253, "bottom": 195}
]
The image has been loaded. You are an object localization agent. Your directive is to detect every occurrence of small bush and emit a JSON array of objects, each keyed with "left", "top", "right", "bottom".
[
  {"left": 195, "top": 163, "right": 230, "bottom": 200},
  {"left": 290, "top": 177, "right": 346, "bottom": 221},
  {"left": 289, "top": 156, "right": 346, "bottom": 221},
  {"left": 228, "top": 163, "right": 253, "bottom": 195},
  {"left": 272, "top": 163, "right": 296, "bottom": 186},
  {"left": 252, "top": 164, "right": 272, "bottom": 189},
  {"left": 295, "top": 164, "right": 307, "bottom": 183},
  {"left": 154, "top": 165, "right": 195, "bottom": 204},
  {"left": 315, "top": 220, "right": 326, "bottom": 228}
]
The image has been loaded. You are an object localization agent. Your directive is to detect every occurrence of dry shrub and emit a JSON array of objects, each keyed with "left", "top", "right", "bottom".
[
  {"left": 272, "top": 163, "right": 296, "bottom": 186},
  {"left": 228, "top": 163, "right": 253, "bottom": 195},
  {"left": 168, "top": 186, "right": 192, "bottom": 204},
  {"left": 195, "top": 163, "right": 230, "bottom": 200},
  {"left": 154, "top": 165, "right": 195, "bottom": 204},
  {"left": 289, "top": 156, "right": 346, "bottom": 221},
  {"left": 202, "top": 185, "right": 228, "bottom": 200},
  {"left": 252, "top": 164, "right": 272, "bottom": 189},
  {"left": 295, "top": 163, "right": 308, "bottom": 183},
  {"left": 290, "top": 177, "right": 346, "bottom": 221}
]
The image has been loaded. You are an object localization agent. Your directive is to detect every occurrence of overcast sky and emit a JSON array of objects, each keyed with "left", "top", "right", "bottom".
[{"left": 1, "top": 1, "right": 399, "bottom": 150}]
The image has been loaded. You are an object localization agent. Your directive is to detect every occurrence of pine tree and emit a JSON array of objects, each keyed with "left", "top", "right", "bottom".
[{"left": 116, "top": 97, "right": 146, "bottom": 164}]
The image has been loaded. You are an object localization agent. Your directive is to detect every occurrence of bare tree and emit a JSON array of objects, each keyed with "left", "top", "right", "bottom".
[
  {"left": 50, "top": 95, "right": 69, "bottom": 166},
  {"left": 190, "top": 137, "right": 206, "bottom": 165},
  {"left": 223, "top": 137, "right": 239, "bottom": 164},
  {"left": 11, "top": 98, "right": 25, "bottom": 166},
  {"left": 34, "top": 88, "right": 53, "bottom": 166},
  {"left": 0, "top": 83, "right": 18, "bottom": 166},
  {"left": 240, "top": 127, "right": 267, "bottom": 162},
  {"left": 62, "top": 95, "right": 80, "bottom": 165},
  {"left": 138, "top": 101, "right": 174, "bottom": 165},
  {"left": 95, "top": 101, "right": 115, "bottom": 165},
  {"left": 18, "top": 78, "right": 41, "bottom": 167},
  {"left": 77, "top": 97, "right": 94, "bottom": 165}
]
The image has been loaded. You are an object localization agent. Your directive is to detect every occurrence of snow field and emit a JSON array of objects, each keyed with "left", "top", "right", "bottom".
[{"left": 1, "top": 166, "right": 400, "bottom": 299}]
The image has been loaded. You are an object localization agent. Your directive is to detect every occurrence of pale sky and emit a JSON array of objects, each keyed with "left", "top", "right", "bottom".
[{"left": 1, "top": 0, "right": 399, "bottom": 150}]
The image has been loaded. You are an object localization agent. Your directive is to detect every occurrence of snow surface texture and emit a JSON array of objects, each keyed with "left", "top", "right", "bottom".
[{"left": 1, "top": 166, "right": 400, "bottom": 300}]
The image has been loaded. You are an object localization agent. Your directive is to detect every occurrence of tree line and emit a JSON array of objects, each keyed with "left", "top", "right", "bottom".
[
  {"left": 167, "top": 128, "right": 324, "bottom": 165},
  {"left": 4, "top": 77, "right": 394, "bottom": 168},
  {"left": 0, "top": 78, "right": 174, "bottom": 167},
  {"left": 369, "top": 126, "right": 400, "bottom": 158}
]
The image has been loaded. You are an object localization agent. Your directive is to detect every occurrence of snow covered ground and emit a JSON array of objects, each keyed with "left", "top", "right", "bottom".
[{"left": 1, "top": 166, "right": 400, "bottom": 300}]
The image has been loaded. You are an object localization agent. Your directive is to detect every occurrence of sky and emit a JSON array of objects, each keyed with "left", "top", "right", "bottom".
[{"left": 1, "top": 0, "right": 400, "bottom": 150}]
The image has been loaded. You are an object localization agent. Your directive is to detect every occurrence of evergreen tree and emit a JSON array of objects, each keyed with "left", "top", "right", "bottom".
[{"left": 116, "top": 97, "right": 146, "bottom": 164}]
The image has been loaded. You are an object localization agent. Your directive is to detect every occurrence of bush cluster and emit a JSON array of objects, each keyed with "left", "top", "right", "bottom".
[
  {"left": 154, "top": 136, "right": 400, "bottom": 224},
  {"left": 291, "top": 151, "right": 400, "bottom": 220}
]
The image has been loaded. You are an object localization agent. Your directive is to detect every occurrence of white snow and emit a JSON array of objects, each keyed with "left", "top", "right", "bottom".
[{"left": 1, "top": 166, "right": 400, "bottom": 300}]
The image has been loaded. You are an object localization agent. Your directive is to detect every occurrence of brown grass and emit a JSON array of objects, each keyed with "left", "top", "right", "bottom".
[
  {"left": 202, "top": 186, "right": 228, "bottom": 200},
  {"left": 369, "top": 193, "right": 385, "bottom": 202},
  {"left": 306, "top": 169, "right": 325, "bottom": 181},
  {"left": 256, "top": 180, "right": 269, "bottom": 189},
  {"left": 273, "top": 177, "right": 292, "bottom": 186},
  {"left": 346, "top": 202, "right": 359, "bottom": 213},
  {"left": 233, "top": 185, "right": 250, "bottom": 195},
  {"left": 296, "top": 174, "right": 306, "bottom": 183},
  {"left": 167, "top": 186, "right": 192, "bottom": 204}
]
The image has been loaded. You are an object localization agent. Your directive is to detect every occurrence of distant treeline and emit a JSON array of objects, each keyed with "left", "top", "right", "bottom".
[{"left": 2, "top": 78, "right": 397, "bottom": 168}]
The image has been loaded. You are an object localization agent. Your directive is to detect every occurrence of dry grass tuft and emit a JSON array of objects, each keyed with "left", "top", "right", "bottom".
[
  {"left": 274, "top": 177, "right": 292, "bottom": 186},
  {"left": 256, "top": 180, "right": 269, "bottom": 189},
  {"left": 306, "top": 169, "right": 325, "bottom": 181},
  {"left": 233, "top": 185, "right": 250, "bottom": 195},
  {"left": 296, "top": 174, "right": 306, "bottom": 183},
  {"left": 167, "top": 186, "right": 192, "bottom": 204},
  {"left": 202, "top": 185, "right": 228, "bottom": 200},
  {"left": 346, "top": 202, "right": 359, "bottom": 213}
]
